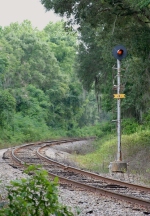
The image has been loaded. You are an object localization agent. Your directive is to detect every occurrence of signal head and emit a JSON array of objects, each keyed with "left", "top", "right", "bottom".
[
  {"left": 117, "top": 49, "right": 123, "bottom": 55},
  {"left": 112, "top": 45, "right": 127, "bottom": 60}
]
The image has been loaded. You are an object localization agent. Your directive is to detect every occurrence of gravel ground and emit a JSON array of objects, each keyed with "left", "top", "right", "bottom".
[{"left": 0, "top": 146, "right": 147, "bottom": 216}]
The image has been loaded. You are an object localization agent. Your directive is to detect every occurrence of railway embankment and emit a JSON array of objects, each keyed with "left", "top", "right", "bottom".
[{"left": 0, "top": 143, "right": 147, "bottom": 216}]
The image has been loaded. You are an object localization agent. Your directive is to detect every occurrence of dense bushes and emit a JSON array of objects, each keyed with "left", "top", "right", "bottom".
[
  {"left": 122, "top": 118, "right": 139, "bottom": 135},
  {"left": 0, "top": 165, "right": 73, "bottom": 216}
]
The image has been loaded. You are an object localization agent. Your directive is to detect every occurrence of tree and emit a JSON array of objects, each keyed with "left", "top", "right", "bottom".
[
  {"left": 40, "top": 0, "right": 150, "bottom": 121},
  {"left": 0, "top": 90, "right": 16, "bottom": 129},
  {"left": 40, "top": 0, "right": 150, "bottom": 27},
  {"left": 1, "top": 21, "right": 61, "bottom": 90},
  {"left": 0, "top": 20, "right": 99, "bottom": 137},
  {"left": 44, "top": 22, "right": 77, "bottom": 76}
]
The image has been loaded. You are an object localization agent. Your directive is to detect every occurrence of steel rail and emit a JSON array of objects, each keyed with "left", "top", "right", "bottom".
[
  {"left": 10, "top": 139, "right": 150, "bottom": 211},
  {"left": 11, "top": 138, "right": 91, "bottom": 164},
  {"left": 48, "top": 172, "right": 150, "bottom": 210},
  {"left": 37, "top": 144, "right": 150, "bottom": 210},
  {"left": 37, "top": 144, "right": 150, "bottom": 193}
]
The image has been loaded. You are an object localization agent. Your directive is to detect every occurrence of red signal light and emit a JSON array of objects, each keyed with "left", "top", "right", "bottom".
[
  {"left": 112, "top": 45, "right": 127, "bottom": 60},
  {"left": 117, "top": 49, "right": 123, "bottom": 55}
]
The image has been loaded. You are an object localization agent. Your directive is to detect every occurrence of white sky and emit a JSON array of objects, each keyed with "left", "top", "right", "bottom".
[{"left": 0, "top": 0, "right": 63, "bottom": 30}]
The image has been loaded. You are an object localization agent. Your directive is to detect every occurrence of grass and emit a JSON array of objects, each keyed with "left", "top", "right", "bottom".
[
  {"left": 71, "top": 135, "right": 117, "bottom": 173},
  {"left": 1, "top": 122, "right": 150, "bottom": 184},
  {"left": 72, "top": 129, "right": 150, "bottom": 184}
]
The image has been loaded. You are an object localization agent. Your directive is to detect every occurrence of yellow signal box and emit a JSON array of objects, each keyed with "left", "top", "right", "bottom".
[{"left": 114, "top": 94, "right": 125, "bottom": 99}]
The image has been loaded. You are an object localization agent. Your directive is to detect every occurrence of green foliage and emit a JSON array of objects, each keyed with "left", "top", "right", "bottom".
[
  {"left": 74, "top": 128, "right": 150, "bottom": 173},
  {"left": 66, "top": 124, "right": 99, "bottom": 137},
  {"left": 0, "top": 165, "right": 73, "bottom": 216},
  {"left": 13, "top": 85, "right": 50, "bottom": 122},
  {"left": 66, "top": 121, "right": 114, "bottom": 140},
  {"left": 0, "top": 20, "right": 101, "bottom": 145},
  {"left": 0, "top": 57, "right": 8, "bottom": 74},
  {"left": 137, "top": 0, "right": 150, "bottom": 8},
  {"left": 73, "top": 135, "right": 116, "bottom": 172},
  {"left": 99, "top": 121, "right": 112, "bottom": 134},
  {"left": 40, "top": 0, "right": 150, "bottom": 33},
  {"left": 40, "top": 0, "right": 150, "bottom": 123},
  {"left": 12, "top": 113, "right": 48, "bottom": 142},
  {"left": 44, "top": 22, "right": 77, "bottom": 75},
  {"left": 142, "top": 110, "right": 150, "bottom": 128},
  {"left": 122, "top": 118, "right": 139, "bottom": 135},
  {"left": 1, "top": 14, "right": 149, "bottom": 146},
  {"left": 76, "top": 21, "right": 150, "bottom": 121},
  {"left": 0, "top": 90, "right": 16, "bottom": 129}
]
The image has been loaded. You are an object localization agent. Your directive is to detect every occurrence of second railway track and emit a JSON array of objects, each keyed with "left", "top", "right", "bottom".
[{"left": 3, "top": 138, "right": 150, "bottom": 213}]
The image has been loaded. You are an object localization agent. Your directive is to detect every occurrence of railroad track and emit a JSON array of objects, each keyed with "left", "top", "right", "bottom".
[{"left": 3, "top": 138, "right": 150, "bottom": 212}]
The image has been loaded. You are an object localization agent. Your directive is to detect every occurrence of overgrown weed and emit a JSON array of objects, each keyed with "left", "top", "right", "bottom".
[{"left": 73, "top": 129, "right": 150, "bottom": 183}]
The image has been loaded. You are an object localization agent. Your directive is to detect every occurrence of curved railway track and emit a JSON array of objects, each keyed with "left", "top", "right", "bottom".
[{"left": 4, "top": 138, "right": 150, "bottom": 213}]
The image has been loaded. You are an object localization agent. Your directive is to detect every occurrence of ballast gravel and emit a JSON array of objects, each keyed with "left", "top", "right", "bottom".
[{"left": 0, "top": 148, "right": 146, "bottom": 216}]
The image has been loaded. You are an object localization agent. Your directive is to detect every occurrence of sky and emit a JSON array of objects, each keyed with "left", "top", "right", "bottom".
[{"left": 0, "top": 0, "right": 63, "bottom": 30}]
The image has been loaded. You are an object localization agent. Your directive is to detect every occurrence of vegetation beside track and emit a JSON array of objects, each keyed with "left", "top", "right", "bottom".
[
  {"left": 0, "top": 165, "right": 74, "bottom": 216},
  {"left": 1, "top": 116, "right": 150, "bottom": 185},
  {"left": 72, "top": 119, "right": 150, "bottom": 184}
]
